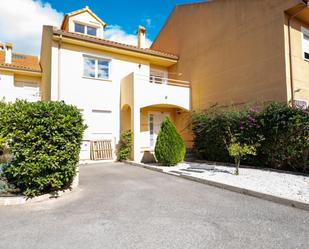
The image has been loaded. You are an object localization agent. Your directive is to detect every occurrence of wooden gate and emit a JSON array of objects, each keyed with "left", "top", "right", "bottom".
[{"left": 90, "top": 140, "right": 113, "bottom": 160}]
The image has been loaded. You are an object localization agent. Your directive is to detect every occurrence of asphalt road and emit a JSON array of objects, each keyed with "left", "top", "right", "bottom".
[{"left": 0, "top": 162, "right": 308, "bottom": 249}]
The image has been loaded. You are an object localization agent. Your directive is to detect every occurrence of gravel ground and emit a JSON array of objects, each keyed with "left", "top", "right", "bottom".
[{"left": 148, "top": 162, "right": 309, "bottom": 204}]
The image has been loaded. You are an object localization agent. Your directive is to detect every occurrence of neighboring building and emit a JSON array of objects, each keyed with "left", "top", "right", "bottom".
[
  {"left": 0, "top": 43, "right": 41, "bottom": 102},
  {"left": 151, "top": 0, "right": 309, "bottom": 111},
  {"left": 40, "top": 7, "right": 191, "bottom": 162}
]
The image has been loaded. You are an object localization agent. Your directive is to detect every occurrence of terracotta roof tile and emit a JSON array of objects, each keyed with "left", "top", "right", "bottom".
[
  {"left": 0, "top": 51, "right": 41, "bottom": 73},
  {"left": 53, "top": 29, "right": 179, "bottom": 60}
]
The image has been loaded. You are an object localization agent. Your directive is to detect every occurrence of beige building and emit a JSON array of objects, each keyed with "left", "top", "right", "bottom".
[{"left": 151, "top": 0, "right": 309, "bottom": 110}]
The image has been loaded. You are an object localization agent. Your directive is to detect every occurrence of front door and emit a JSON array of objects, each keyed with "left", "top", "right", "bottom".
[{"left": 149, "top": 112, "right": 170, "bottom": 148}]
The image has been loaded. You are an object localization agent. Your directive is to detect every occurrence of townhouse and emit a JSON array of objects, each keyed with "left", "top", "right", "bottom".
[
  {"left": 39, "top": 7, "right": 191, "bottom": 162},
  {"left": 0, "top": 0, "right": 308, "bottom": 162}
]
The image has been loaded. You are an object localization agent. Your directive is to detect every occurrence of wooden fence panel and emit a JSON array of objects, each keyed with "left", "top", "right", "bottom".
[{"left": 90, "top": 140, "right": 113, "bottom": 160}]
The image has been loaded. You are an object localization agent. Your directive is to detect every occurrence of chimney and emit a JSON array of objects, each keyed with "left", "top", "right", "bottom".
[
  {"left": 4, "top": 43, "right": 13, "bottom": 64},
  {"left": 137, "top": 26, "right": 146, "bottom": 49}
]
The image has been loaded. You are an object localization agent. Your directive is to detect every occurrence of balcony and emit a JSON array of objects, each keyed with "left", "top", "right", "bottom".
[{"left": 121, "top": 73, "right": 191, "bottom": 111}]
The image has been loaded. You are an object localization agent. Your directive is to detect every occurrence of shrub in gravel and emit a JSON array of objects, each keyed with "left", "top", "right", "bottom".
[
  {"left": 192, "top": 102, "right": 309, "bottom": 173},
  {"left": 155, "top": 117, "right": 185, "bottom": 166}
]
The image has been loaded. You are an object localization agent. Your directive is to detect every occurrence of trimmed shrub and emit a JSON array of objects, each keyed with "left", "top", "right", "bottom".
[
  {"left": 155, "top": 117, "right": 186, "bottom": 166},
  {"left": 0, "top": 100, "right": 86, "bottom": 197},
  {"left": 255, "top": 103, "right": 309, "bottom": 172},
  {"left": 117, "top": 130, "right": 133, "bottom": 161},
  {"left": 191, "top": 102, "right": 309, "bottom": 173}
]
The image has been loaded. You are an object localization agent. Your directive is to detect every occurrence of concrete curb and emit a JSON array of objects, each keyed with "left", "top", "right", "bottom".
[
  {"left": 125, "top": 161, "right": 309, "bottom": 212},
  {"left": 0, "top": 168, "right": 80, "bottom": 206}
]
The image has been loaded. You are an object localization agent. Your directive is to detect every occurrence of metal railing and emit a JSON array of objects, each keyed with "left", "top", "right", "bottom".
[{"left": 135, "top": 74, "right": 190, "bottom": 88}]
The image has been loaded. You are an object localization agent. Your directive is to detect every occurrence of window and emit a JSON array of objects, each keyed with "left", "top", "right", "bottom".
[
  {"left": 302, "top": 27, "right": 309, "bottom": 60},
  {"left": 74, "top": 23, "right": 98, "bottom": 37},
  {"left": 87, "top": 26, "right": 97, "bottom": 36},
  {"left": 90, "top": 110, "right": 113, "bottom": 135},
  {"left": 14, "top": 81, "right": 40, "bottom": 101},
  {"left": 75, "top": 23, "right": 85, "bottom": 34},
  {"left": 83, "top": 56, "right": 111, "bottom": 80}
]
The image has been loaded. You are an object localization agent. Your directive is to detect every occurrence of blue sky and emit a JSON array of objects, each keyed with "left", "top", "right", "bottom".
[
  {"left": 43, "top": 0, "right": 202, "bottom": 41},
  {"left": 0, "top": 0, "right": 205, "bottom": 55}
]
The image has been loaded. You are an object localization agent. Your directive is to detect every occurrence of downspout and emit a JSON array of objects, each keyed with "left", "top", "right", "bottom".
[
  {"left": 287, "top": 1, "right": 308, "bottom": 107},
  {"left": 58, "top": 34, "right": 62, "bottom": 101}
]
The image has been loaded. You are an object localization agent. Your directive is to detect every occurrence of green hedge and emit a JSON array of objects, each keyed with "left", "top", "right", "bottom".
[
  {"left": 192, "top": 102, "right": 309, "bottom": 173},
  {"left": 155, "top": 117, "right": 186, "bottom": 166},
  {"left": 0, "top": 100, "right": 86, "bottom": 197}
]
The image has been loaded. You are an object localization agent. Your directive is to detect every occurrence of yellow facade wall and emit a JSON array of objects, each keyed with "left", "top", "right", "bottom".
[
  {"left": 284, "top": 16, "right": 309, "bottom": 104},
  {"left": 152, "top": 0, "right": 307, "bottom": 111}
]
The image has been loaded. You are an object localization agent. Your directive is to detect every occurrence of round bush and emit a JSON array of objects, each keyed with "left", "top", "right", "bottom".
[
  {"left": 0, "top": 100, "right": 86, "bottom": 197},
  {"left": 154, "top": 117, "right": 186, "bottom": 166}
]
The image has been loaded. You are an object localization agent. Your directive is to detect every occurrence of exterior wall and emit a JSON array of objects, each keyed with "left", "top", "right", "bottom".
[
  {"left": 121, "top": 72, "right": 191, "bottom": 161},
  {"left": 151, "top": 0, "right": 304, "bottom": 111},
  {"left": 50, "top": 41, "right": 150, "bottom": 159},
  {"left": 0, "top": 70, "right": 40, "bottom": 102},
  {"left": 40, "top": 26, "right": 53, "bottom": 101},
  {"left": 284, "top": 16, "right": 309, "bottom": 105}
]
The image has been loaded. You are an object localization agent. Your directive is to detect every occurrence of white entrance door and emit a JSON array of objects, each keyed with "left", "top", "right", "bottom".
[{"left": 149, "top": 112, "right": 170, "bottom": 148}]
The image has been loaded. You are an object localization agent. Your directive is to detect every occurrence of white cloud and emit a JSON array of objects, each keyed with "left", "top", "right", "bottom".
[
  {"left": 0, "top": 0, "right": 63, "bottom": 55},
  {"left": 0, "top": 0, "right": 153, "bottom": 55},
  {"left": 145, "top": 18, "right": 152, "bottom": 27},
  {"left": 105, "top": 25, "right": 152, "bottom": 48}
]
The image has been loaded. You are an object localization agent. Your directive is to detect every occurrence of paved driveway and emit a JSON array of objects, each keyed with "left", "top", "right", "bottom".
[{"left": 0, "top": 163, "right": 309, "bottom": 249}]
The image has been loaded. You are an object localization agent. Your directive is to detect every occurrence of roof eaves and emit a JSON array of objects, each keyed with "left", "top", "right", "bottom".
[
  {"left": 0, "top": 63, "right": 42, "bottom": 73},
  {"left": 53, "top": 29, "right": 179, "bottom": 60}
]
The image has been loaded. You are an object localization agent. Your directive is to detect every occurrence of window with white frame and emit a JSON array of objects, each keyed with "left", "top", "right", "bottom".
[
  {"left": 302, "top": 27, "right": 309, "bottom": 60},
  {"left": 74, "top": 23, "right": 98, "bottom": 36},
  {"left": 83, "top": 55, "right": 111, "bottom": 80}
]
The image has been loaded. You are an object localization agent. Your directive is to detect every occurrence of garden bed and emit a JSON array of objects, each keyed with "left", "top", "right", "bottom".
[{"left": 141, "top": 162, "right": 309, "bottom": 205}]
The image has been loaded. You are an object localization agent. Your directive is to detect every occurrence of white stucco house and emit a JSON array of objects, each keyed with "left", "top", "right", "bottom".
[{"left": 37, "top": 7, "right": 191, "bottom": 162}]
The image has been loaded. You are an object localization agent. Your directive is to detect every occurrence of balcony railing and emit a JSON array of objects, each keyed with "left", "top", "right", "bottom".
[{"left": 135, "top": 74, "right": 190, "bottom": 88}]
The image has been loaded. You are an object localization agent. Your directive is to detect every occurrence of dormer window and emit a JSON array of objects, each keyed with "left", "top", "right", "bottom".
[{"left": 74, "top": 22, "right": 98, "bottom": 36}]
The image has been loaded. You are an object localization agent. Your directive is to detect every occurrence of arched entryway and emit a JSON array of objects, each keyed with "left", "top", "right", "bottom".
[{"left": 139, "top": 104, "right": 191, "bottom": 163}]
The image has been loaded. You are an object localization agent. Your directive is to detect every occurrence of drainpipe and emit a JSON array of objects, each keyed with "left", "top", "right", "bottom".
[
  {"left": 58, "top": 34, "right": 62, "bottom": 101},
  {"left": 287, "top": 1, "right": 308, "bottom": 107}
]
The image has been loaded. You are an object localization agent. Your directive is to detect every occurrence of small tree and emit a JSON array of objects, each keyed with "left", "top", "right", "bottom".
[
  {"left": 228, "top": 137, "right": 256, "bottom": 175},
  {"left": 117, "top": 130, "right": 133, "bottom": 161},
  {"left": 155, "top": 117, "right": 186, "bottom": 166}
]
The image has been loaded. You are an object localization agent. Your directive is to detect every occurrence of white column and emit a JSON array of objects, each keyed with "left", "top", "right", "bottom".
[{"left": 132, "top": 105, "right": 141, "bottom": 162}]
